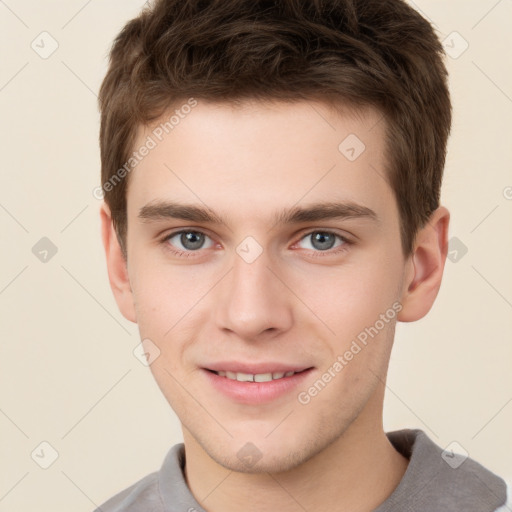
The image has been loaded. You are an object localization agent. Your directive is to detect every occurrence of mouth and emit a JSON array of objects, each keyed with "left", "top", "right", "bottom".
[
  {"left": 202, "top": 364, "right": 314, "bottom": 404},
  {"left": 207, "top": 369, "right": 307, "bottom": 382}
]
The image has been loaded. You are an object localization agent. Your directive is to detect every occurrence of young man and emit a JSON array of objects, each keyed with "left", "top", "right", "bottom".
[{"left": 95, "top": 0, "right": 510, "bottom": 510}]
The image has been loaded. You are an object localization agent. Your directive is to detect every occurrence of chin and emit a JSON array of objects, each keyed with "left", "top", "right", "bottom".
[
  {"left": 210, "top": 443, "right": 315, "bottom": 474},
  {"left": 195, "top": 422, "right": 339, "bottom": 474}
]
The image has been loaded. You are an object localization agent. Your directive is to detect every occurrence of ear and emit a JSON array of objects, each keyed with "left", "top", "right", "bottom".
[
  {"left": 100, "top": 203, "right": 137, "bottom": 323},
  {"left": 397, "top": 206, "right": 450, "bottom": 322}
]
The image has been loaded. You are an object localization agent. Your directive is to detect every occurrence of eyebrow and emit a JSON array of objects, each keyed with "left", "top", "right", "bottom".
[{"left": 138, "top": 200, "right": 379, "bottom": 226}]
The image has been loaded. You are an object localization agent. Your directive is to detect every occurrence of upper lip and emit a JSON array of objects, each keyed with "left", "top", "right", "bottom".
[{"left": 203, "top": 362, "right": 313, "bottom": 374}]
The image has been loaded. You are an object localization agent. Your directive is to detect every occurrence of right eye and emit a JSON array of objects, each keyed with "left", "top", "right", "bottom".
[{"left": 161, "top": 230, "right": 215, "bottom": 256}]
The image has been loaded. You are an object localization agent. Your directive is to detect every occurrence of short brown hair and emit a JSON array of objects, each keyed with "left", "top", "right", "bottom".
[{"left": 98, "top": 0, "right": 451, "bottom": 258}]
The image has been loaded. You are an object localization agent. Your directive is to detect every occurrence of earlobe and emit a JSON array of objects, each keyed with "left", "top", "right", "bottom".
[
  {"left": 397, "top": 206, "right": 450, "bottom": 322},
  {"left": 100, "top": 203, "right": 137, "bottom": 323}
]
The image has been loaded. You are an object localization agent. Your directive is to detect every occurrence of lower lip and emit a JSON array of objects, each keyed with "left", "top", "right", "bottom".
[{"left": 202, "top": 368, "right": 314, "bottom": 404}]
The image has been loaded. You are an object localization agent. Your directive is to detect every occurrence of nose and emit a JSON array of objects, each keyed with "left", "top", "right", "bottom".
[{"left": 214, "top": 247, "right": 294, "bottom": 340}]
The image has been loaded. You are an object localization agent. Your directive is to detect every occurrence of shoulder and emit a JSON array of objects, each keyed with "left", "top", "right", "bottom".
[
  {"left": 92, "top": 471, "right": 163, "bottom": 512},
  {"left": 495, "top": 482, "right": 512, "bottom": 512},
  {"left": 91, "top": 443, "right": 186, "bottom": 512},
  {"left": 382, "top": 429, "right": 510, "bottom": 512}
]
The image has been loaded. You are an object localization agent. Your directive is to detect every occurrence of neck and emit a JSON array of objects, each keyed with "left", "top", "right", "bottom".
[{"left": 182, "top": 399, "right": 409, "bottom": 512}]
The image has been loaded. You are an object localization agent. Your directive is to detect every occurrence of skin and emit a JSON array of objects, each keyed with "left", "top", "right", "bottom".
[{"left": 101, "top": 99, "right": 450, "bottom": 512}]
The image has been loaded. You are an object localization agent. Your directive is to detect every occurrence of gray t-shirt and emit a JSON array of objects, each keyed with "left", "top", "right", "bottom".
[{"left": 93, "top": 429, "right": 510, "bottom": 511}]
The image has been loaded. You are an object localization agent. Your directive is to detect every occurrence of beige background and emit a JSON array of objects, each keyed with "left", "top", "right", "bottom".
[{"left": 1, "top": 0, "right": 511, "bottom": 510}]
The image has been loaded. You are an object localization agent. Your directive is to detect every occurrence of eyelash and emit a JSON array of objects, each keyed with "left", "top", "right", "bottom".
[{"left": 160, "top": 229, "right": 353, "bottom": 258}]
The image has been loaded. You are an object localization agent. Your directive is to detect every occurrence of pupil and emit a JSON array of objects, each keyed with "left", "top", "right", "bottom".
[
  {"left": 181, "top": 231, "right": 204, "bottom": 250},
  {"left": 312, "top": 232, "right": 335, "bottom": 250}
]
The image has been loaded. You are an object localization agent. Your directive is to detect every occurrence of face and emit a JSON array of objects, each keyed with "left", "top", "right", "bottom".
[{"left": 117, "top": 100, "right": 414, "bottom": 473}]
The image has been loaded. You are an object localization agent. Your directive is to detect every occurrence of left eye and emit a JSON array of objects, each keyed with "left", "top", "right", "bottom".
[
  {"left": 297, "top": 231, "right": 346, "bottom": 251},
  {"left": 165, "top": 230, "right": 215, "bottom": 251}
]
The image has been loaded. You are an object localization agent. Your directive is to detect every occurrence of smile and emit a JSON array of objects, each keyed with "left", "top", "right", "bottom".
[
  {"left": 203, "top": 367, "right": 314, "bottom": 404},
  {"left": 213, "top": 370, "right": 299, "bottom": 382}
]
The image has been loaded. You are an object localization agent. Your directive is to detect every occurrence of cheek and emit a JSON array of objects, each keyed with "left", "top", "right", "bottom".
[
  {"left": 129, "top": 257, "right": 204, "bottom": 336},
  {"left": 129, "top": 261, "right": 217, "bottom": 378},
  {"left": 289, "top": 257, "right": 402, "bottom": 340}
]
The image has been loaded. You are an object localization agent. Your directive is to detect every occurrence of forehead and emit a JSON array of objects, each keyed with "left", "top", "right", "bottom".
[{"left": 127, "top": 99, "right": 395, "bottom": 224}]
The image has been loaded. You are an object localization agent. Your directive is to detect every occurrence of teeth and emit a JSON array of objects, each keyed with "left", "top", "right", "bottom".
[
  {"left": 215, "top": 370, "right": 298, "bottom": 382},
  {"left": 254, "top": 373, "right": 273, "bottom": 382}
]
